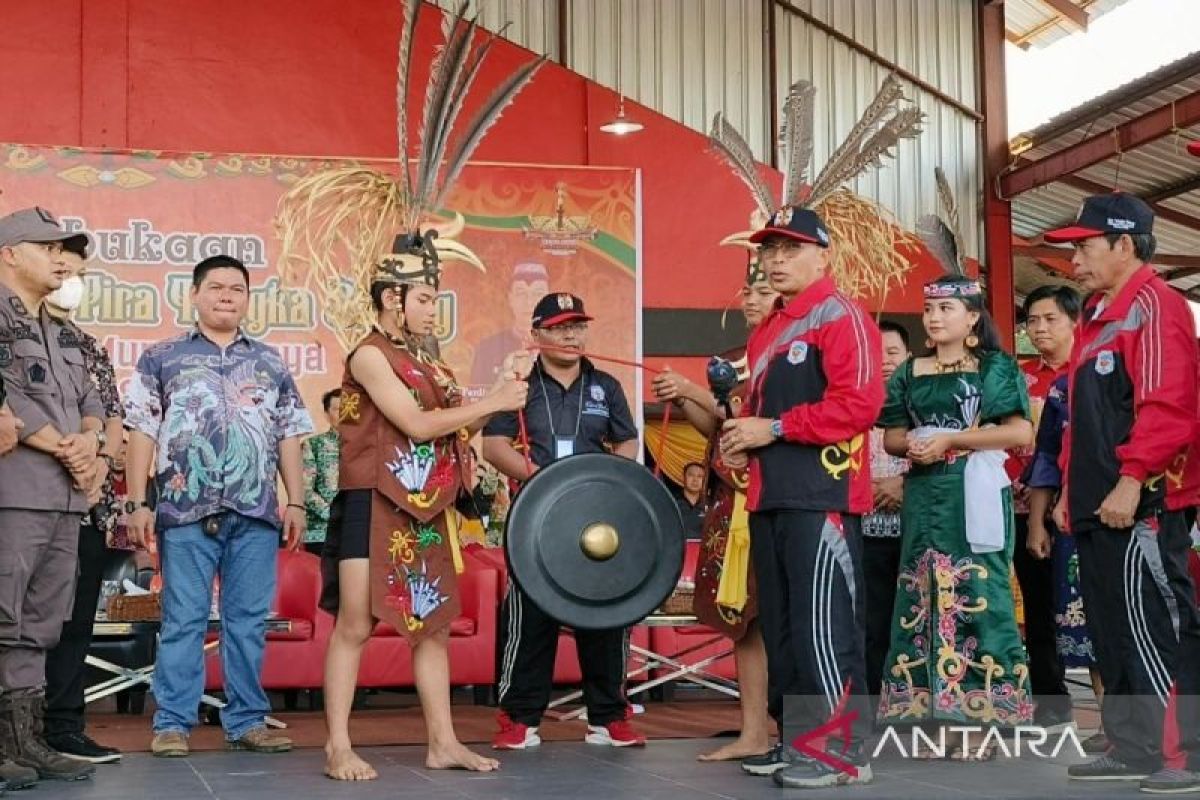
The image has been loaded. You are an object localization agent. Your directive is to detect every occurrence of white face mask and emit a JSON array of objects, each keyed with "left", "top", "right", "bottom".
[{"left": 47, "top": 275, "right": 85, "bottom": 311}]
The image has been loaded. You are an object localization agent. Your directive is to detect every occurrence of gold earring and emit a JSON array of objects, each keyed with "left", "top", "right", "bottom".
[{"left": 966, "top": 333, "right": 979, "bottom": 348}]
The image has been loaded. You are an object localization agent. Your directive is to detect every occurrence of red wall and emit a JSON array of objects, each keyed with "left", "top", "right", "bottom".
[{"left": 1, "top": 0, "right": 941, "bottom": 313}]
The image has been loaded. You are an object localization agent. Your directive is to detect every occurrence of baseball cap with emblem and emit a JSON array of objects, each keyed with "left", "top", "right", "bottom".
[
  {"left": 0, "top": 207, "right": 91, "bottom": 257},
  {"left": 1043, "top": 192, "right": 1155, "bottom": 243},
  {"left": 531, "top": 292, "right": 593, "bottom": 329},
  {"left": 748, "top": 205, "right": 831, "bottom": 248}
]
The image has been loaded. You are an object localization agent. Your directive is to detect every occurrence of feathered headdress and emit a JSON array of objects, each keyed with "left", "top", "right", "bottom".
[
  {"left": 275, "top": 0, "right": 547, "bottom": 349},
  {"left": 712, "top": 74, "right": 924, "bottom": 299},
  {"left": 918, "top": 167, "right": 983, "bottom": 301},
  {"left": 917, "top": 166, "right": 966, "bottom": 277}
]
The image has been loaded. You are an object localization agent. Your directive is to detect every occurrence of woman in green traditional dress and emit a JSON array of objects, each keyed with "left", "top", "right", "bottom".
[{"left": 876, "top": 274, "right": 1034, "bottom": 760}]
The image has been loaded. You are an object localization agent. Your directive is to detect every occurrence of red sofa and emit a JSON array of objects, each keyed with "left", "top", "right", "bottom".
[{"left": 203, "top": 549, "right": 500, "bottom": 692}]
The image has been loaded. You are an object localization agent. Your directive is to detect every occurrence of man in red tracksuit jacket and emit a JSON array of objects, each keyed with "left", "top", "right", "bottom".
[
  {"left": 720, "top": 206, "right": 883, "bottom": 790},
  {"left": 1046, "top": 193, "right": 1200, "bottom": 793}
]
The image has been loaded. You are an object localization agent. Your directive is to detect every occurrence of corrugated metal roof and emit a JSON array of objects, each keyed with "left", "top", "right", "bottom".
[
  {"left": 1005, "top": 0, "right": 1130, "bottom": 50},
  {"left": 1009, "top": 48, "right": 1200, "bottom": 298}
]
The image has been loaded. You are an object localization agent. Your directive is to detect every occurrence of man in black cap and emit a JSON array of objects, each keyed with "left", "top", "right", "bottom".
[
  {"left": 482, "top": 292, "right": 644, "bottom": 750},
  {"left": 1045, "top": 193, "right": 1200, "bottom": 793},
  {"left": 0, "top": 208, "right": 103, "bottom": 784},
  {"left": 720, "top": 206, "right": 882, "bottom": 789}
]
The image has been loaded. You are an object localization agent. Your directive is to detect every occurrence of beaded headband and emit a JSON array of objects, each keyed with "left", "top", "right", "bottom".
[{"left": 923, "top": 280, "right": 982, "bottom": 299}]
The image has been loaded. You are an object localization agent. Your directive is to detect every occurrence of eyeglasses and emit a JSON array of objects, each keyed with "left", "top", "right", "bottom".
[
  {"left": 756, "top": 241, "right": 803, "bottom": 258},
  {"left": 541, "top": 323, "right": 589, "bottom": 336}
]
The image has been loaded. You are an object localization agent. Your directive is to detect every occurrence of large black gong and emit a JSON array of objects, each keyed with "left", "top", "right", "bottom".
[{"left": 504, "top": 453, "right": 685, "bottom": 630}]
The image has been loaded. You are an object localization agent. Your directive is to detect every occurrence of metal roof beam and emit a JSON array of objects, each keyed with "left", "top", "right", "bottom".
[
  {"left": 1144, "top": 173, "right": 1200, "bottom": 204},
  {"left": 1036, "top": 0, "right": 1088, "bottom": 32},
  {"left": 1015, "top": 244, "right": 1200, "bottom": 269},
  {"left": 1000, "top": 89, "right": 1200, "bottom": 197}
]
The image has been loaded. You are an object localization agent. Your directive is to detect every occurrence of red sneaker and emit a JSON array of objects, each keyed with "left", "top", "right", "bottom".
[
  {"left": 492, "top": 711, "right": 541, "bottom": 750},
  {"left": 585, "top": 719, "right": 647, "bottom": 747}
]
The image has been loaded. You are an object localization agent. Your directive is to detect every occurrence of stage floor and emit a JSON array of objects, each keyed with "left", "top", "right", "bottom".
[{"left": 32, "top": 737, "right": 1147, "bottom": 800}]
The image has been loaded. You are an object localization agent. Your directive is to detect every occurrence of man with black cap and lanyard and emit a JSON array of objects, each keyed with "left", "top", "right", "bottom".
[
  {"left": 0, "top": 208, "right": 103, "bottom": 785},
  {"left": 719, "top": 206, "right": 882, "bottom": 789},
  {"left": 483, "top": 292, "right": 644, "bottom": 750},
  {"left": 1044, "top": 193, "right": 1200, "bottom": 793}
]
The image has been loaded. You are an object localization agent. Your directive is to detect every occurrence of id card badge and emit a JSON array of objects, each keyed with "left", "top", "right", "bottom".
[{"left": 554, "top": 436, "right": 575, "bottom": 461}]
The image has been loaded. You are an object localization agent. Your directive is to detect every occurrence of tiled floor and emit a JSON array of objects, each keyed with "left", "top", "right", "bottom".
[{"left": 31, "top": 737, "right": 1145, "bottom": 800}]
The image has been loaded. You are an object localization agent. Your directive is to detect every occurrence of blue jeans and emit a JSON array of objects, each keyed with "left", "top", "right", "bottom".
[{"left": 152, "top": 512, "right": 278, "bottom": 740}]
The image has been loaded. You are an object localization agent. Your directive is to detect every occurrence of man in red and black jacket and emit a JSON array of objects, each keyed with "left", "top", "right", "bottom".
[
  {"left": 720, "top": 206, "right": 882, "bottom": 790},
  {"left": 1046, "top": 193, "right": 1200, "bottom": 792}
]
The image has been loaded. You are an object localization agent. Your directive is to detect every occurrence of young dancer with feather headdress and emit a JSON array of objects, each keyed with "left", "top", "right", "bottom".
[
  {"left": 273, "top": 0, "right": 545, "bottom": 779},
  {"left": 696, "top": 75, "right": 922, "bottom": 788},
  {"left": 876, "top": 173, "right": 1034, "bottom": 760}
]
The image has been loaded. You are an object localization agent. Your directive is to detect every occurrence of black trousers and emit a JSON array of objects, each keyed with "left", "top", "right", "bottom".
[
  {"left": 497, "top": 583, "right": 627, "bottom": 727},
  {"left": 1075, "top": 509, "right": 1200, "bottom": 772},
  {"left": 750, "top": 510, "right": 869, "bottom": 751},
  {"left": 44, "top": 523, "right": 106, "bottom": 737},
  {"left": 862, "top": 535, "right": 902, "bottom": 699},
  {"left": 1012, "top": 513, "right": 1070, "bottom": 709}
]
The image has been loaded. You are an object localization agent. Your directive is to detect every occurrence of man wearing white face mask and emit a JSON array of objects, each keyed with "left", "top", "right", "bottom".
[{"left": 42, "top": 247, "right": 125, "bottom": 765}]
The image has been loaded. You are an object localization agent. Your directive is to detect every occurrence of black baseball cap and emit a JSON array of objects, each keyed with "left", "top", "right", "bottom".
[
  {"left": 1044, "top": 192, "right": 1155, "bottom": 243},
  {"left": 531, "top": 293, "right": 593, "bottom": 329},
  {"left": 748, "top": 205, "right": 830, "bottom": 248}
]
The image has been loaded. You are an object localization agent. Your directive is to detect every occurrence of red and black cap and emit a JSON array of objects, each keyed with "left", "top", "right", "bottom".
[
  {"left": 1044, "top": 192, "right": 1155, "bottom": 243},
  {"left": 532, "top": 292, "right": 593, "bottom": 329},
  {"left": 748, "top": 205, "right": 831, "bottom": 248}
]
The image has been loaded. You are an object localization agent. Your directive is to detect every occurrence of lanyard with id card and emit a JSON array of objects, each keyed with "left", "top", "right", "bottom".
[{"left": 538, "top": 368, "right": 585, "bottom": 463}]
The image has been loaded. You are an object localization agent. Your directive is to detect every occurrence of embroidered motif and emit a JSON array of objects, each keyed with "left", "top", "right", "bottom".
[
  {"left": 1095, "top": 349, "right": 1115, "bottom": 375},
  {"left": 388, "top": 527, "right": 417, "bottom": 565},
  {"left": 819, "top": 433, "right": 865, "bottom": 480},
  {"left": 590, "top": 384, "right": 606, "bottom": 402},
  {"left": 786, "top": 339, "right": 808, "bottom": 365},
  {"left": 337, "top": 392, "right": 361, "bottom": 422}
]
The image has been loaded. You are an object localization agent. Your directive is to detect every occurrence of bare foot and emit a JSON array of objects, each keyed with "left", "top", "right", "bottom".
[
  {"left": 426, "top": 741, "right": 500, "bottom": 772},
  {"left": 324, "top": 746, "right": 378, "bottom": 781},
  {"left": 697, "top": 737, "right": 771, "bottom": 762}
]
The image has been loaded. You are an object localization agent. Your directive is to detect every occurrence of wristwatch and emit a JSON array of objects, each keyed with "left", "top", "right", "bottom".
[
  {"left": 124, "top": 500, "right": 150, "bottom": 514},
  {"left": 94, "top": 429, "right": 107, "bottom": 449},
  {"left": 770, "top": 419, "right": 783, "bottom": 440}
]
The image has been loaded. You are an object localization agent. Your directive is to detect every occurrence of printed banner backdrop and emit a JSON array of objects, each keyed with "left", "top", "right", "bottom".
[{"left": 0, "top": 145, "right": 641, "bottom": 428}]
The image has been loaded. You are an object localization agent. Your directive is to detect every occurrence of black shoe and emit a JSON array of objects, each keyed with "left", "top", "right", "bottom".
[
  {"left": 1068, "top": 754, "right": 1151, "bottom": 781},
  {"left": 773, "top": 752, "right": 873, "bottom": 789},
  {"left": 741, "top": 742, "right": 796, "bottom": 776},
  {"left": 1140, "top": 768, "right": 1200, "bottom": 794},
  {"left": 46, "top": 732, "right": 121, "bottom": 765}
]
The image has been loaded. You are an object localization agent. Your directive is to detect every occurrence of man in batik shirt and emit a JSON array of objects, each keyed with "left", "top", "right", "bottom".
[{"left": 124, "top": 255, "right": 312, "bottom": 758}]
